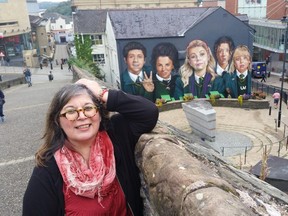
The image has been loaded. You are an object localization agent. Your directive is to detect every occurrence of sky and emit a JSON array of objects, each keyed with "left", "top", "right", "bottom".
[{"left": 37, "top": 0, "right": 68, "bottom": 2}]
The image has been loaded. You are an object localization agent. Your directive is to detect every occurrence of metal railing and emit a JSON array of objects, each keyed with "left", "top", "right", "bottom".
[{"left": 252, "top": 80, "right": 288, "bottom": 104}]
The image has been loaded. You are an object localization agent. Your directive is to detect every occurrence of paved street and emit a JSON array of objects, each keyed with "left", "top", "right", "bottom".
[{"left": 0, "top": 45, "right": 72, "bottom": 215}]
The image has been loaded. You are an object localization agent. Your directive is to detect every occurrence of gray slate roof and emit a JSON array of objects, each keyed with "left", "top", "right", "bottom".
[
  {"left": 108, "top": 7, "right": 218, "bottom": 39},
  {"left": 42, "top": 12, "right": 72, "bottom": 24},
  {"left": 73, "top": 10, "right": 107, "bottom": 34},
  {"left": 29, "top": 15, "right": 48, "bottom": 28},
  {"left": 73, "top": 7, "right": 219, "bottom": 37}
]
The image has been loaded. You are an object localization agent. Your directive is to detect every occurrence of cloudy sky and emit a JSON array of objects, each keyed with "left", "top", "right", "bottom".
[{"left": 37, "top": 0, "right": 68, "bottom": 2}]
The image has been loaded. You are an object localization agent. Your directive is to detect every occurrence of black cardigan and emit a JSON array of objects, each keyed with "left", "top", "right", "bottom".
[{"left": 23, "top": 90, "right": 159, "bottom": 216}]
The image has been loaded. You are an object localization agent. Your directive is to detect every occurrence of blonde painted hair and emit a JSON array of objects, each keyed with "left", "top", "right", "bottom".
[
  {"left": 179, "top": 40, "right": 216, "bottom": 87},
  {"left": 229, "top": 45, "right": 252, "bottom": 73}
]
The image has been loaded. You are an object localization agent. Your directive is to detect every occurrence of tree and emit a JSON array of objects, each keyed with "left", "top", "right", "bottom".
[
  {"left": 45, "top": 1, "right": 72, "bottom": 17},
  {"left": 72, "top": 34, "right": 104, "bottom": 80}
]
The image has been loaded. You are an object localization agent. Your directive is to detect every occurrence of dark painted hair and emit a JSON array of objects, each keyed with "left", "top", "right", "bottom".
[
  {"left": 213, "top": 36, "right": 235, "bottom": 57},
  {"left": 150, "top": 42, "right": 179, "bottom": 72},
  {"left": 122, "top": 41, "right": 147, "bottom": 59}
]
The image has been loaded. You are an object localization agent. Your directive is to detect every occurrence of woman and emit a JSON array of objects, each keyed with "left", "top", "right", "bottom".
[
  {"left": 175, "top": 39, "right": 224, "bottom": 99},
  {"left": 223, "top": 45, "right": 252, "bottom": 98},
  {"left": 23, "top": 79, "right": 159, "bottom": 215},
  {"left": 150, "top": 42, "right": 180, "bottom": 101}
]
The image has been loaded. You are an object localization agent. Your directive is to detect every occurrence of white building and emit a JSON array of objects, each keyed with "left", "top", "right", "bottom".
[{"left": 43, "top": 13, "right": 74, "bottom": 43}]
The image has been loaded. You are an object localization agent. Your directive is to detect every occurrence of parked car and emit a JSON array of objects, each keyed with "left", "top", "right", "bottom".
[{"left": 252, "top": 62, "right": 267, "bottom": 78}]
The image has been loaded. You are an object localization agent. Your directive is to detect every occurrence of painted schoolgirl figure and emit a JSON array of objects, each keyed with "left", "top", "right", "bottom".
[
  {"left": 213, "top": 36, "right": 235, "bottom": 97},
  {"left": 120, "top": 41, "right": 154, "bottom": 101},
  {"left": 150, "top": 42, "right": 180, "bottom": 101},
  {"left": 175, "top": 39, "right": 224, "bottom": 99},
  {"left": 223, "top": 45, "right": 252, "bottom": 98},
  {"left": 213, "top": 36, "right": 235, "bottom": 76}
]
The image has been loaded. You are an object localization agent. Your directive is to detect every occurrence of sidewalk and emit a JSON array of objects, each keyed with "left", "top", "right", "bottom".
[
  {"left": 256, "top": 71, "right": 288, "bottom": 90},
  {"left": 0, "top": 61, "right": 72, "bottom": 84}
]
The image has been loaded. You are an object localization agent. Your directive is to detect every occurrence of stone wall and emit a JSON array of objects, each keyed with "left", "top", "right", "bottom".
[
  {"left": 0, "top": 76, "right": 26, "bottom": 90},
  {"left": 157, "top": 98, "right": 269, "bottom": 112}
]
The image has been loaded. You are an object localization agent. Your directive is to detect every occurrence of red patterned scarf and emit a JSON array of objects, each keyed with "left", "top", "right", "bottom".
[{"left": 54, "top": 131, "right": 116, "bottom": 202}]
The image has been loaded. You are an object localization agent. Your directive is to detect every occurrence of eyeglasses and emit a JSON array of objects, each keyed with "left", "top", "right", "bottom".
[{"left": 60, "top": 105, "right": 99, "bottom": 121}]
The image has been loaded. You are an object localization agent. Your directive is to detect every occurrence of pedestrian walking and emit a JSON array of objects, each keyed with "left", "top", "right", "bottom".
[
  {"left": 272, "top": 91, "right": 280, "bottom": 109},
  {"left": 0, "top": 88, "right": 5, "bottom": 122},
  {"left": 68, "top": 62, "right": 72, "bottom": 72},
  {"left": 23, "top": 67, "right": 32, "bottom": 87},
  {"left": 5, "top": 57, "right": 10, "bottom": 66},
  {"left": 260, "top": 73, "right": 266, "bottom": 82},
  {"left": 40, "top": 62, "right": 43, "bottom": 69},
  {"left": 48, "top": 71, "right": 54, "bottom": 81}
]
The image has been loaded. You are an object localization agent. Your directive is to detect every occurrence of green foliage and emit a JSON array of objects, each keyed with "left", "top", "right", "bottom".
[
  {"left": 74, "top": 34, "right": 93, "bottom": 63},
  {"left": 71, "top": 35, "right": 105, "bottom": 80},
  {"left": 45, "top": 1, "right": 72, "bottom": 17},
  {"left": 88, "top": 62, "right": 105, "bottom": 80}
]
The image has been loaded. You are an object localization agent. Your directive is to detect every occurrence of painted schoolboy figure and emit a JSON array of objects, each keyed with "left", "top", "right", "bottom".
[
  {"left": 150, "top": 42, "right": 180, "bottom": 101},
  {"left": 223, "top": 45, "right": 252, "bottom": 98},
  {"left": 175, "top": 39, "right": 224, "bottom": 99},
  {"left": 120, "top": 41, "right": 154, "bottom": 101}
]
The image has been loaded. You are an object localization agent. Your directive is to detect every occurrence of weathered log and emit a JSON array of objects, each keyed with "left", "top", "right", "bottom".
[{"left": 136, "top": 122, "right": 288, "bottom": 216}]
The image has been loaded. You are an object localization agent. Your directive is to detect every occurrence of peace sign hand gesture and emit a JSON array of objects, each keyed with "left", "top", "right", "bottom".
[{"left": 142, "top": 71, "right": 154, "bottom": 92}]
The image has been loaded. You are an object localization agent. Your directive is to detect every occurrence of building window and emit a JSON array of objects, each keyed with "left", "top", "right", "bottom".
[
  {"left": 90, "top": 35, "right": 103, "bottom": 45},
  {"left": 0, "top": 21, "right": 18, "bottom": 26},
  {"left": 93, "top": 54, "right": 105, "bottom": 65}
]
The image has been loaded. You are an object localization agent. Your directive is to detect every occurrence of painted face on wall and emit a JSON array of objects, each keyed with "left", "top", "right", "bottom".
[
  {"left": 188, "top": 46, "right": 209, "bottom": 74},
  {"left": 156, "top": 56, "right": 174, "bottom": 79},
  {"left": 59, "top": 93, "right": 101, "bottom": 146},
  {"left": 234, "top": 53, "right": 250, "bottom": 73},
  {"left": 124, "top": 49, "right": 145, "bottom": 75},
  {"left": 216, "top": 43, "right": 231, "bottom": 68}
]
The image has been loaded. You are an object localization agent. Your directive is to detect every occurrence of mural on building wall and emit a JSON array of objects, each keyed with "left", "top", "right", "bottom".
[{"left": 120, "top": 36, "right": 254, "bottom": 104}]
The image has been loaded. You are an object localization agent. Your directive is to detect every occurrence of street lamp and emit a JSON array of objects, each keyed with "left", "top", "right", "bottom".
[{"left": 278, "top": 16, "right": 288, "bottom": 127}]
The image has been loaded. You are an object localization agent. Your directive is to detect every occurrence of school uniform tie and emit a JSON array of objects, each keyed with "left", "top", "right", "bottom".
[
  {"left": 162, "top": 80, "right": 170, "bottom": 85},
  {"left": 239, "top": 74, "right": 244, "bottom": 80},
  {"left": 199, "top": 77, "right": 204, "bottom": 86},
  {"left": 163, "top": 80, "right": 170, "bottom": 90},
  {"left": 136, "top": 76, "right": 141, "bottom": 84}
]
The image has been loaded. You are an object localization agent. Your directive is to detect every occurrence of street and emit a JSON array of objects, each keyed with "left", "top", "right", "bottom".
[{"left": 0, "top": 44, "right": 72, "bottom": 215}]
